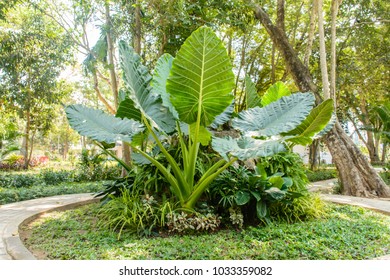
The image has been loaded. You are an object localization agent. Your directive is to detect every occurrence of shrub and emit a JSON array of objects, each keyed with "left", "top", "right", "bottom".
[
  {"left": 268, "top": 193, "right": 327, "bottom": 223},
  {"left": 166, "top": 211, "right": 221, "bottom": 234},
  {"left": 306, "top": 168, "right": 337, "bottom": 182},
  {"left": 98, "top": 188, "right": 176, "bottom": 238},
  {"left": 40, "top": 169, "right": 73, "bottom": 185},
  {"left": 256, "top": 152, "right": 309, "bottom": 191},
  {"left": 0, "top": 173, "right": 41, "bottom": 188},
  {"left": 72, "top": 149, "right": 121, "bottom": 182},
  {"left": 210, "top": 157, "right": 324, "bottom": 226}
]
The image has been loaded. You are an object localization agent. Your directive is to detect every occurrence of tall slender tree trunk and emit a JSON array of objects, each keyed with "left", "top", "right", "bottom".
[
  {"left": 382, "top": 143, "right": 388, "bottom": 163},
  {"left": 121, "top": 0, "right": 143, "bottom": 176},
  {"left": 252, "top": 4, "right": 390, "bottom": 197},
  {"left": 306, "top": 0, "right": 321, "bottom": 168},
  {"left": 317, "top": 0, "right": 330, "bottom": 99},
  {"left": 304, "top": 0, "right": 318, "bottom": 67},
  {"left": 330, "top": 0, "right": 342, "bottom": 106},
  {"left": 23, "top": 109, "right": 31, "bottom": 169},
  {"left": 105, "top": 1, "right": 119, "bottom": 108},
  {"left": 309, "top": 139, "right": 320, "bottom": 170}
]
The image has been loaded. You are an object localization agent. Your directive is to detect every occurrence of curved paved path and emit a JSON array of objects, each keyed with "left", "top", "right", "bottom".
[
  {"left": 0, "top": 182, "right": 389, "bottom": 260},
  {"left": 0, "top": 193, "right": 98, "bottom": 260}
]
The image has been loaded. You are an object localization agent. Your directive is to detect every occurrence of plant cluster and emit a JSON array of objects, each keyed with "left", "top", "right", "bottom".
[
  {"left": 0, "top": 182, "right": 102, "bottom": 205},
  {"left": 97, "top": 188, "right": 175, "bottom": 238},
  {"left": 305, "top": 168, "right": 338, "bottom": 182},
  {"left": 0, "top": 154, "right": 45, "bottom": 170},
  {"left": 166, "top": 211, "right": 221, "bottom": 234},
  {"left": 66, "top": 26, "right": 334, "bottom": 236}
]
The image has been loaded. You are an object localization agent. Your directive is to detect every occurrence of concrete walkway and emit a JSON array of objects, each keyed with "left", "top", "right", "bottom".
[
  {"left": 0, "top": 181, "right": 389, "bottom": 260},
  {"left": 0, "top": 193, "right": 98, "bottom": 260}
]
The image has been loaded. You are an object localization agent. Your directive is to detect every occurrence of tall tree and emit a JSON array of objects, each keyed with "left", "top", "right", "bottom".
[
  {"left": 251, "top": 2, "right": 390, "bottom": 197},
  {"left": 0, "top": 5, "right": 72, "bottom": 168}
]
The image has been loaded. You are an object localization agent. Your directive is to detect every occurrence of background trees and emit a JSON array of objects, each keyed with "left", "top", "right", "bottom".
[{"left": 0, "top": 5, "right": 72, "bottom": 168}]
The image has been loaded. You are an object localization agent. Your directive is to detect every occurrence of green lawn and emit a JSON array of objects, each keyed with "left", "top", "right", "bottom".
[{"left": 21, "top": 203, "right": 390, "bottom": 260}]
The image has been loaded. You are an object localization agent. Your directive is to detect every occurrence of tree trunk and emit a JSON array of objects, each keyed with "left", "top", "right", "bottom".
[
  {"left": 23, "top": 109, "right": 30, "bottom": 169},
  {"left": 360, "top": 98, "right": 380, "bottom": 163},
  {"left": 134, "top": 1, "right": 142, "bottom": 54},
  {"left": 330, "top": 0, "right": 342, "bottom": 106},
  {"left": 92, "top": 71, "right": 116, "bottom": 114},
  {"left": 252, "top": 4, "right": 390, "bottom": 197},
  {"left": 304, "top": 0, "right": 317, "bottom": 67},
  {"left": 317, "top": 0, "right": 330, "bottom": 99},
  {"left": 309, "top": 139, "right": 320, "bottom": 170},
  {"left": 121, "top": 0, "right": 143, "bottom": 177},
  {"left": 382, "top": 142, "right": 388, "bottom": 163},
  {"left": 105, "top": 1, "right": 119, "bottom": 108}
]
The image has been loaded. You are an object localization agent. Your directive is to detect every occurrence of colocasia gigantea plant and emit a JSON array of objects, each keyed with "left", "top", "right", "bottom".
[{"left": 66, "top": 26, "right": 334, "bottom": 211}]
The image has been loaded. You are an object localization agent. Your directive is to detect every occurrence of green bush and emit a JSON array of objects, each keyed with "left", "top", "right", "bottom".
[
  {"left": 0, "top": 173, "right": 41, "bottom": 188},
  {"left": 98, "top": 188, "right": 176, "bottom": 238},
  {"left": 256, "top": 152, "right": 309, "bottom": 191},
  {"left": 40, "top": 169, "right": 73, "bottom": 185},
  {"left": 0, "top": 182, "right": 103, "bottom": 205},
  {"left": 210, "top": 163, "right": 311, "bottom": 226},
  {"left": 306, "top": 169, "right": 337, "bottom": 182}
]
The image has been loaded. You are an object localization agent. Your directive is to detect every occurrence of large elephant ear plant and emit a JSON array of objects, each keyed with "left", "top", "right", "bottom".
[{"left": 66, "top": 26, "right": 334, "bottom": 211}]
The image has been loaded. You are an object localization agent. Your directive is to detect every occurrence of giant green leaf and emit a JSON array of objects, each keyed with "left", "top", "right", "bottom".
[
  {"left": 151, "top": 53, "right": 178, "bottom": 119},
  {"left": 261, "top": 81, "right": 291, "bottom": 106},
  {"left": 212, "top": 136, "right": 286, "bottom": 161},
  {"left": 232, "top": 93, "right": 315, "bottom": 137},
  {"left": 116, "top": 97, "right": 142, "bottom": 121},
  {"left": 313, "top": 113, "right": 337, "bottom": 139},
  {"left": 189, "top": 123, "right": 212, "bottom": 146},
  {"left": 283, "top": 99, "right": 334, "bottom": 145},
  {"left": 119, "top": 41, "right": 175, "bottom": 133},
  {"left": 245, "top": 76, "right": 261, "bottom": 109},
  {"left": 166, "top": 26, "right": 235, "bottom": 126},
  {"left": 209, "top": 102, "right": 235, "bottom": 129},
  {"left": 65, "top": 104, "right": 144, "bottom": 144}
]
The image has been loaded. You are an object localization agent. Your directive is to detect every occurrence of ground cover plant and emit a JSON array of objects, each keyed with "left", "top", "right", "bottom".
[
  {"left": 0, "top": 181, "right": 103, "bottom": 205},
  {"left": 20, "top": 202, "right": 390, "bottom": 260},
  {"left": 65, "top": 26, "right": 335, "bottom": 235},
  {"left": 0, "top": 149, "right": 119, "bottom": 204},
  {"left": 305, "top": 168, "right": 338, "bottom": 182}
]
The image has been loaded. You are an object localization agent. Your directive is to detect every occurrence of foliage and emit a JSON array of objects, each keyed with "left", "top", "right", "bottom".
[
  {"left": 22, "top": 203, "right": 390, "bottom": 260},
  {"left": 268, "top": 194, "right": 326, "bottom": 224},
  {"left": 0, "top": 173, "right": 40, "bottom": 189},
  {"left": 66, "top": 27, "right": 333, "bottom": 212},
  {"left": 98, "top": 188, "right": 176, "bottom": 238},
  {"left": 166, "top": 211, "right": 221, "bottom": 234},
  {"left": 0, "top": 182, "right": 102, "bottom": 205},
  {"left": 40, "top": 169, "right": 73, "bottom": 186},
  {"left": 256, "top": 151, "right": 309, "bottom": 191},
  {"left": 0, "top": 5, "right": 73, "bottom": 168},
  {"left": 306, "top": 169, "right": 338, "bottom": 182},
  {"left": 210, "top": 163, "right": 311, "bottom": 225},
  {"left": 73, "top": 149, "right": 121, "bottom": 182}
]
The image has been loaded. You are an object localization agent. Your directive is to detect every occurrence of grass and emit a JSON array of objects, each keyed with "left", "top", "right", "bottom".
[
  {"left": 21, "top": 203, "right": 390, "bottom": 260},
  {"left": 0, "top": 182, "right": 104, "bottom": 205}
]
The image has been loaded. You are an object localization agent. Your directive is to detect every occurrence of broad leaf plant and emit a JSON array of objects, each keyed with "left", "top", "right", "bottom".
[{"left": 66, "top": 26, "right": 334, "bottom": 211}]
